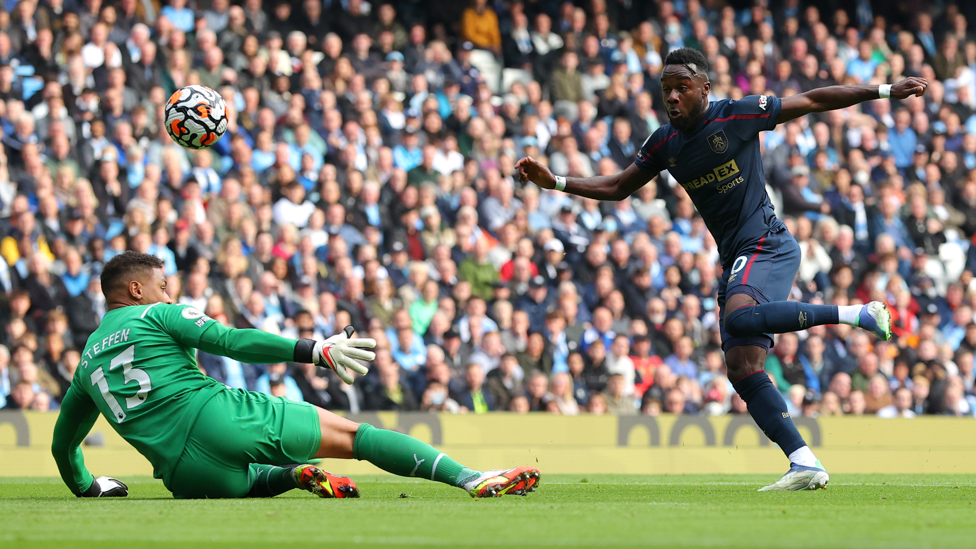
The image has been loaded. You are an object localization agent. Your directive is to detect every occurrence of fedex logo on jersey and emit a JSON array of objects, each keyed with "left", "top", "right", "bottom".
[{"left": 681, "top": 159, "right": 741, "bottom": 192}]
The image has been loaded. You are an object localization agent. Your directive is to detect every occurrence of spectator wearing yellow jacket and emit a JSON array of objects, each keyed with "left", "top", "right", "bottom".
[{"left": 461, "top": 0, "right": 501, "bottom": 53}]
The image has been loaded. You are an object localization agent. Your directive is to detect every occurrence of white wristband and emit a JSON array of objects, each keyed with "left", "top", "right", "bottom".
[
  {"left": 554, "top": 176, "right": 567, "bottom": 192},
  {"left": 879, "top": 84, "right": 892, "bottom": 99}
]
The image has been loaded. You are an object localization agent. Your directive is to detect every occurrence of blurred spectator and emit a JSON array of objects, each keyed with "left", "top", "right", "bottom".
[
  {"left": 878, "top": 387, "right": 916, "bottom": 418},
  {"left": 256, "top": 363, "right": 303, "bottom": 402},
  {"left": 602, "top": 373, "right": 636, "bottom": 416},
  {"left": 485, "top": 353, "right": 521, "bottom": 411},
  {"left": 456, "top": 362, "right": 494, "bottom": 413},
  {"left": 365, "top": 349, "right": 419, "bottom": 411}
]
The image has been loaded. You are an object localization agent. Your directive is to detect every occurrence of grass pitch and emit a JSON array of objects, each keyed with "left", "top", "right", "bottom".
[{"left": 1, "top": 474, "right": 974, "bottom": 548}]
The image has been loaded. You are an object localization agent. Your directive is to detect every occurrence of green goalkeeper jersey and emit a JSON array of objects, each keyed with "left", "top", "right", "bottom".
[{"left": 52, "top": 303, "right": 301, "bottom": 495}]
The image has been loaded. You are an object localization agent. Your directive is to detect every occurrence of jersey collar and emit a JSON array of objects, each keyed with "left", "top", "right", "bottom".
[{"left": 680, "top": 101, "right": 716, "bottom": 138}]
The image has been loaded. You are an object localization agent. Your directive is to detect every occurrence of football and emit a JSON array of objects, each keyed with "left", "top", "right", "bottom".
[{"left": 164, "top": 85, "right": 228, "bottom": 150}]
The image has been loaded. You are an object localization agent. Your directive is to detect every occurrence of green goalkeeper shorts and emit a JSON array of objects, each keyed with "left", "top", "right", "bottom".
[{"left": 166, "top": 389, "right": 321, "bottom": 498}]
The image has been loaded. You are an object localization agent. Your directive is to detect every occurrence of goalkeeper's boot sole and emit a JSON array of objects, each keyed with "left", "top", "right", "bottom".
[
  {"left": 758, "top": 460, "right": 829, "bottom": 492},
  {"left": 466, "top": 467, "right": 541, "bottom": 498},
  {"left": 856, "top": 301, "right": 892, "bottom": 341},
  {"left": 294, "top": 465, "right": 360, "bottom": 498}
]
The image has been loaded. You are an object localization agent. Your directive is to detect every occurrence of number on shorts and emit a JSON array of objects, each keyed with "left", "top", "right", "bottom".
[{"left": 730, "top": 256, "right": 748, "bottom": 277}]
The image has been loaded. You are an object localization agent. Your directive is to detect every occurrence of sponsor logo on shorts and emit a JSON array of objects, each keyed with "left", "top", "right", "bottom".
[{"left": 798, "top": 311, "right": 808, "bottom": 328}]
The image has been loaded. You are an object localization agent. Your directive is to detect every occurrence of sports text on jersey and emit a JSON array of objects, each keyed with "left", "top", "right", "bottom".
[
  {"left": 681, "top": 159, "right": 741, "bottom": 192},
  {"left": 81, "top": 329, "right": 131, "bottom": 369}
]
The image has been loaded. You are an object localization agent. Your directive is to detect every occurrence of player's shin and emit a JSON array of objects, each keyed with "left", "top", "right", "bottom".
[
  {"left": 352, "top": 424, "right": 480, "bottom": 488},
  {"left": 732, "top": 371, "right": 816, "bottom": 466},
  {"left": 725, "top": 301, "right": 839, "bottom": 337},
  {"left": 246, "top": 464, "right": 303, "bottom": 497}
]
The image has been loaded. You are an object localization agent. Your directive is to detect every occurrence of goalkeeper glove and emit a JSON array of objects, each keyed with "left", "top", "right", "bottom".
[
  {"left": 313, "top": 326, "right": 376, "bottom": 384},
  {"left": 81, "top": 476, "right": 128, "bottom": 498}
]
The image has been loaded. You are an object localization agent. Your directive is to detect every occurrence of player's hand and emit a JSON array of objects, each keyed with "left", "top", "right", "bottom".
[
  {"left": 890, "top": 77, "right": 928, "bottom": 100},
  {"left": 81, "top": 476, "right": 128, "bottom": 498},
  {"left": 313, "top": 326, "right": 376, "bottom": 385},
  {"left": 515, "top": 156, "right": 556, "bottom": 190}
]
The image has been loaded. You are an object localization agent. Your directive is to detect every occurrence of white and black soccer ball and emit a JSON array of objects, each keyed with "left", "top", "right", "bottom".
[{"left": 164, "top": 85, "right": 228, "bottom": 150}]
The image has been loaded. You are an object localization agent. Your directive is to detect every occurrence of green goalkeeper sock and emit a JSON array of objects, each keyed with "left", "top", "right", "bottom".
[
  {"left": 246, "top": 464, "right": 301, "bottom": 498},
  {"left": 353, "top": 423, "right": 480, "bottom": 488}
]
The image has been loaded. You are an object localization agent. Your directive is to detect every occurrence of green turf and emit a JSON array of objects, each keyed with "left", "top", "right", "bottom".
[{"left": 2, "top": 474, "right": 974, "bottom": 548}]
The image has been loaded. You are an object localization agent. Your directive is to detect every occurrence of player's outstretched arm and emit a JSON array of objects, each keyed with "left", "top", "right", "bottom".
[
  {"left": 777, "top": 78, "right": 927, "bottom": 124},
  {"left": 515, "top": 157, "right": 654, "bottom": 201},
  {"left": 156, "top": 305, "right": 374, "bottom": 383},
  {"left": 51, "top": 385, "right": 104, "bottom": 496}
]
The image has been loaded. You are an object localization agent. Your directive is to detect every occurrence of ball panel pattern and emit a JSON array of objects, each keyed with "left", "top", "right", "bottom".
[{"left": 164, "top": 85, "right": 228, "bottom": 150}]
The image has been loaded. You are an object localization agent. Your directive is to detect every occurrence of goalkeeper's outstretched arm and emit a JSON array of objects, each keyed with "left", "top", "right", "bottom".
[{"left": 157, "top": 305, "right": 374, "bottom": 384}]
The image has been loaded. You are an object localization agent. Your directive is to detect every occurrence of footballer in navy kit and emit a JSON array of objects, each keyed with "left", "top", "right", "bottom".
[{"left": 516, "top": 48, "right": 928, "bottom": 491}]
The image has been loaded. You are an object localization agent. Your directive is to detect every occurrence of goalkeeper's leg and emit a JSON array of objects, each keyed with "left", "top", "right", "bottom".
[{"left": 314, "top": 407, "right": 540, "bottom": 497}]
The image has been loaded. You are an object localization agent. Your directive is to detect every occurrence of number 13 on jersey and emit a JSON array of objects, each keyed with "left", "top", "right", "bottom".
[{"left": 90, "top": 345, "right": 153, "bottom": 423}]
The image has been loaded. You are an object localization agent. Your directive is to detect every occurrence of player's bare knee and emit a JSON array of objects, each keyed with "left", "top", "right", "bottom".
[
  {"left": 314, "top": 407, "right": 359, "bottom": 458},
  {"left": 725, "top": 346, "right": 766, "bottom": 383}
]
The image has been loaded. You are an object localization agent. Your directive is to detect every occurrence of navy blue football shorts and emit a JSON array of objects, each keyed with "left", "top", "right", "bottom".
[{"left": 718, "top": 228, "right": 801, "bottom": 352}]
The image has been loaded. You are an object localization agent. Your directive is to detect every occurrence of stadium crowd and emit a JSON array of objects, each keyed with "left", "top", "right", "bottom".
[{"left": 1, "top": 0, "right": 976, "bottom": 420}]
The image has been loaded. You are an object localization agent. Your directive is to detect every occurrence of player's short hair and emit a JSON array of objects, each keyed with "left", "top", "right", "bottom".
[
  {"left": 100, "top": 251, "right": 164, "bottom": 297},
  {"left": 664, "top": 48, "right": 709, "bottom": 79}
]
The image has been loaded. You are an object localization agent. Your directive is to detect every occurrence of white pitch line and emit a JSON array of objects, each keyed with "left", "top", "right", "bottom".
[{"left": 543, "top": 481, "right": 976, "bottom": 487}]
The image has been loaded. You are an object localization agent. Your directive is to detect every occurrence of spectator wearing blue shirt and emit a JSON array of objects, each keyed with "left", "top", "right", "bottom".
[
  {"left": 391, "top": 326, "right": 427, "bottom": 371},
  {"left": 285, "top": 124, "right": 327, "bottom": 172},
  {"left": 148, "top": 227, "right": 178, "bottom": 276},
  {"left": 580, "top": 307, "right": 616, "bottom": 352},
  {"left": 161, "top": 0, "right": 196, "bottom": 33},
  {"left": 888, "top": 110, "right": 917, "bottom": 170},
  {"left": 846, "top": 40, "right": 878, "bottom": 83},
  {"left": 393, "top": 130, "right": 423, "bottom": 171},
  {"left": 251, "top": 131, "right": 277, "bottom": 172},
  {"left": 255, "top": 363, "right": 304, "bottom": 402},
  {"left": 869, "top": 195, "right": 913, "bottom": 251},
  {"left": 664, "top": 336, "right": 698, "bottom": 380},
  {"left": 60, "top": 248, "right": 91, "bottom": 297},
  {"left": 942, "top": 306, "right": 972, "bottom": 351}
]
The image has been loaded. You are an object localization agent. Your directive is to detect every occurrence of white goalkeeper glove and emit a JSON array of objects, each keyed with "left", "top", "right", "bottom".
[
  {"left": 81, "top": 476, "right": 129, "bottom": 498},
  {"left": 313, "top": 326, "right": 376, "bottom": 385}
]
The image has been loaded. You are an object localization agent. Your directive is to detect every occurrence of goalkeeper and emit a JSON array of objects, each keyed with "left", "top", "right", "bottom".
[{"left": 52, "top": 251, "right": 539, "bottom": 499}]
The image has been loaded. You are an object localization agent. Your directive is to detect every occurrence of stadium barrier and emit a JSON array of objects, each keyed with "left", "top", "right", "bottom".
[{"left": 3, "top": 411, "right": 976, "bottom": 477}]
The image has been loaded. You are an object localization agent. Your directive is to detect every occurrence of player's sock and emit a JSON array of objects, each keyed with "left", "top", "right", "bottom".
[
  {"left": 788, "top": 446, "right": 819, "bottom": 468},
  {"left": 836, "top": 305, "right": 861, "bottom": 326},
  {"left": 246, "top": 464, "right": 301, "bottom": 497},
  {"left": 732, "top": 371, "right": 806, "bottom": 458},
  {"left": 725, "top": 301, "right": 839, "bottom": 337},
  {"left": 353, "top": 423, "right": 480, "bottom": 488}
]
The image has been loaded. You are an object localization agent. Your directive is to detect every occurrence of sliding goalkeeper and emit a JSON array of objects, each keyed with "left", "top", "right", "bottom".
[{"left": 52, "top": 251, "right": 540, "bottom": 499}]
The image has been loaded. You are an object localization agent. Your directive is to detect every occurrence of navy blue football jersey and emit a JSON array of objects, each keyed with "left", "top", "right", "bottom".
[{"left": 635, "top": 95, "right": 785, "bottom": 266}]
